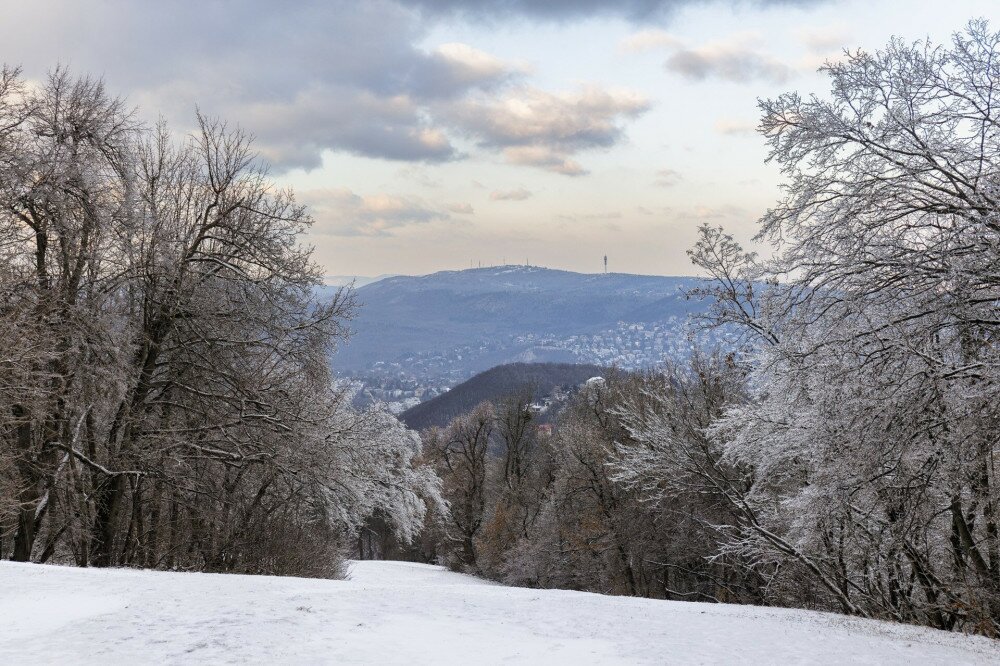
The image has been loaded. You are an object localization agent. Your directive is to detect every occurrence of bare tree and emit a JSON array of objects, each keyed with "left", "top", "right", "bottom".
[
  {"left": 0, "top": 67, "right": 437, "bottom": 577},
  {"left": 427, "top": 402, "right": 494, "bottom": 568},
  {"left": 681, "top": 21, "right": 1000, "bottom": 634}
]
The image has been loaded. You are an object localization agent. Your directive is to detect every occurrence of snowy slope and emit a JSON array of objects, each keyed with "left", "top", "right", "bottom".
[{"left": 0, "top": 560, "right": 995, "bottom": 665}]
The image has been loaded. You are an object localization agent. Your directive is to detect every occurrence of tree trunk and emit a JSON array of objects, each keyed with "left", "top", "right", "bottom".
[
  {"left": 90, "top": 474, "right": 126, "bottom": 567},
  {"left": 11, "top": 405, "right": 37, "bottom": 562}
]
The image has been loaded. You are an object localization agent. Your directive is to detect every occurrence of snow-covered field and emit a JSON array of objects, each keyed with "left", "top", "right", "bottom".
[{"left": 0, "top": 560, "right": 996, "bottom": 665}]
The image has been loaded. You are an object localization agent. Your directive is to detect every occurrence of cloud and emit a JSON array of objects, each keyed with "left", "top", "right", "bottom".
[
  {"left": 447, "top": 85, "right": 649, "bottom": 174},
  {"left": 654, "top": 168, "right": 682, "bottom": 187},
  {"left": 396, "top": 165, "right": 444, "bottom": 188},
  {"left": 0, "top": 2, "right": 530, "bottom": 171},
  {"left": 490, "top": 188, "right": 533, "bottom": 201},
  {"left": 665, "top": 37, "right": 793, "bottom": 83},
  {"left": 793, "top": 25, "right": 853, "bottom": 71},
  {"left": 446, "top": 202, "right": 475, "bottom": 214},
  {"left": 619, "top": 29, "right": 681, "bottom": 53},
  {"left": 502, "top": 146, "right": 587, "bottom": 176},
  {"left": 621, "top": 29, "right": 794, "bottom": 85},
  {"left": 233, "top": 87, "right": 458, "bottom": 169},
  {"left": 796, "top": 26, "right": 851, "bottom": 54},
  {"left": 0, "top": 0, "right": 818, "bottom": 173},
  {"left": 450, "top": 85, "right": 649, "bottom": 147},
  {"left": 424, "top": 43, "right": 530, "bottom": 96},
  {"left": 403, "top": 0, "right": 826, "bottom": 22},
  {"left": 714, "top": 119, "right": 757, "bottom": 136},
  {"left": 302, "top": 187, "right": 452, "bottom": 236},
  {"left": 556, "top": 211, "right": 623, "bottom": 221}
]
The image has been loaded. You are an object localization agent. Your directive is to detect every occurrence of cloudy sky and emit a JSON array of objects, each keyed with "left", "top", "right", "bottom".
[{"left": 2, "top": 0, "right": 994, "bottom": 278}]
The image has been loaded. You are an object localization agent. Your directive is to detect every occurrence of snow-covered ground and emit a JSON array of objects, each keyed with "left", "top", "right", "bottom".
[{"left": 0, "top": 560, "right": 996, "bottom": 665}]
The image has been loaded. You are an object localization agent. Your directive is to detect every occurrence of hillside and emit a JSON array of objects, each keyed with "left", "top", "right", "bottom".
[
  {"left": 399, "top": 362, "right": 604, "bottom": 430},
  {"left": 1, "top": 560, "right": 994, "bottom": 664},
  {"left": 334, "top": 266, "right": 704, "bottom": 373},
  {"left": 328, "top": 266, "right": 710, "bottom": 406}
]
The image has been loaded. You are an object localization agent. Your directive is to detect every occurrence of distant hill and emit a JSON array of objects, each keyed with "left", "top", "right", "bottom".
[
  {"left": 334, "top": 265, "right": 707, "bottom": 383},
  {"left": 322, "top": 274, "right": 398, "bottom": 288},
  {"left": 400, "top": 362, "right": 605, "bottom": 430}
]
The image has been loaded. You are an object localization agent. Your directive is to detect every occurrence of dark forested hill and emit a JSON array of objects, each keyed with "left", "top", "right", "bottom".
[{"left": 399, "top": 362, "right": 605, "bottom": 430}]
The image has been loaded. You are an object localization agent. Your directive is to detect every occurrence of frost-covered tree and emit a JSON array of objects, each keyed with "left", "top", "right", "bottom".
[
  {"left": 0, "top": 66, "right": 437, "bottom": 577},
  {"left": 411, "top": 21, "right": 1000, "bottom": 636},
  {"left": 324, "top": 405, "right": 443, "bottom": 548},
  {"left": 675, "top": 21, "right": 1000, "bottom": 634}
]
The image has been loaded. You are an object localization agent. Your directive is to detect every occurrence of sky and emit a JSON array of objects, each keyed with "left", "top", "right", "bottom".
[{"left": 1, "top": 0, "right": 996, "bottom": 279}]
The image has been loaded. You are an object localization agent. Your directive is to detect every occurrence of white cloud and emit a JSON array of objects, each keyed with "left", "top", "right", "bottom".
[
  {"left": 490, "top": 188, "right": 533, "bottom": 201},
  {"left": 623, "top": 31, "right": 794, "bottom": 85},
  {"left": 303, "top": 187, "right": 452, "bottom": 236},
  {"left": 402, "top": 0, "right": 827, "bottom": 22},
  {"left": 503, "top": 146, "right": 587, "bottom": 176},
  {"left": 432, "top": 43, "right": 531, "bottom": 89},
  {"left": 619, "top": 29, "right": 681, "bottom": 53},
  {"left": 665, "top": 35, "right": 793, "bottom": 84},
  {"left": 795, "top": 25, "right": 851, "bottom": 55},
  {"left": 446, "top": 84, "right": 649, "bottom": 175}
]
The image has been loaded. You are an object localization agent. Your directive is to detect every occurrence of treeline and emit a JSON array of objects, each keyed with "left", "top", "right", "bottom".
[
  {"left": 411, "top": 367, "right": 750, "bottom": 600},
  {"left": 0, "top": 68, "right": 436, "bottom": 575},
  {"left": 417, "top": 23, "right": 1000, "bottom": 637},
  {"left": 410, "top": 365, "right": 763, "bottom": 595}
]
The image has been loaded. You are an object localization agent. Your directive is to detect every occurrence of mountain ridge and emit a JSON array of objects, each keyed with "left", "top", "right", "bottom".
[{"left": 333, "top": 265, "right": 708, "bottom": 385}]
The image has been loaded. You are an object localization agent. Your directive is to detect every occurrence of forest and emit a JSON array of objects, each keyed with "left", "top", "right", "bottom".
[
  {"left": 406, "top": 22, "right": 1000, "bottom": 638},
  {"left": 0, "top": 67, "right": 437, "bottom": 576},
  {"left": 1, "top": 20, "right": 999, "bottom": 640}
]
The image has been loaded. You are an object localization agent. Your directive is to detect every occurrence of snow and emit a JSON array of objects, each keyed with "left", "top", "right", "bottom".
[{"left": 0, "top": 560, "right": 995, "bottom": 665}]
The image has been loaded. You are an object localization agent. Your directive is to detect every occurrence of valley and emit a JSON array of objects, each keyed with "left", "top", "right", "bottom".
[{"left": 328, "top": 265, "right": 723, "bottom": 411}]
